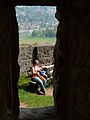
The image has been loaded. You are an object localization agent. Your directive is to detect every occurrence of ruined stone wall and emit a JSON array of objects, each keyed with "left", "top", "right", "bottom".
[{"left": 18, "top": 45, "right": 54, "bottom": 74}]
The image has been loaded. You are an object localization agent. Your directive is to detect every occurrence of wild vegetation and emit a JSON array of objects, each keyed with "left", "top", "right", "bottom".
[{"left": 31, "top": 28, "right": 56, "bottom": 38}]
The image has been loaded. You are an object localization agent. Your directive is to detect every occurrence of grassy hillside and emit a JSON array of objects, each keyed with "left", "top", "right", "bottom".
[{"left": 19, "top": 36, "right": 56, "bottom": 46}]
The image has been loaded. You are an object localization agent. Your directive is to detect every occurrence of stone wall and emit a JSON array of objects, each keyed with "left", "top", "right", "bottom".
[
  {"left": 18, "top": 44, "right": 54, "bottom": 74},
  {"left": 53, "top": 1, "right": 90, "bottom": 120},
  {"left": 0, "top": 4, "right": 12, "bottom": 120},
  {"left": 0, "top": 2, "right": 19, "bottom": 120}
]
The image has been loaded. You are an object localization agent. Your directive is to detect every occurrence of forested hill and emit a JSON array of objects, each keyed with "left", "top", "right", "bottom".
[{"left": 15, "top": 6, "right": 58, "bottom": 30}]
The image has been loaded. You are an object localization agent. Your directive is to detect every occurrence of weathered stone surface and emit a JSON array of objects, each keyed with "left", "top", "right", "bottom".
[
  {"left": 0, "top": 5, "right": 13, "bottom": 120},
  {"left": 19, "top": 106, "right": 56, "bottom": 120},
  {"left": 18, "top": 44, "right": 54, "bottom": 74},
  {"left": 54, "top": 1, "right": 90, "bottom": 120}
]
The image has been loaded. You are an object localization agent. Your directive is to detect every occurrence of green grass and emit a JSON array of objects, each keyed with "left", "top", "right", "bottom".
[
  {"left": 18, "top": 75, "right": 54, "bottom": 108},
  {"left": 19, "top": 36, "right": 56, "bottom": 46}
]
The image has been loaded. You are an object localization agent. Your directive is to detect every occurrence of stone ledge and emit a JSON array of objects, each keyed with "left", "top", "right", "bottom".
[{"left": 19, "top": 106, "right": 56, "bottom": 120}]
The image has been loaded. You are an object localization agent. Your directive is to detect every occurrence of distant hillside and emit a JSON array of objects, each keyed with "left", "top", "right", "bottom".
[{"left": 15, "top": 6, "right": 58, "bottom": 30}]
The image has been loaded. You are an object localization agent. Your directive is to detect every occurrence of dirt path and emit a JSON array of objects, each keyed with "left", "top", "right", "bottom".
[
  {"left": 45, "top": 87, "right": 53, "bottom": 96},
  {"left": 20, "top": 102, "right": 29, "bottom": 108}
]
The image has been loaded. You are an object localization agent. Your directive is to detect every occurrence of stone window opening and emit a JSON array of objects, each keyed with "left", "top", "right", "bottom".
[
  {"left": 15, "top": 5, "right": 58, "bottom": 120},
  {"left": 0, "top": 1, "right": 89, "bottom": 120}
]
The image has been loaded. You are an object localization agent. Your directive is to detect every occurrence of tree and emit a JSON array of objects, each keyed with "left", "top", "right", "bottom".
[
  {"left": 31, "top": 30, "right": 38, "bottom": 37},
  {"left": 45, "top": 28, "right": 56, "bottom": 38}
]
